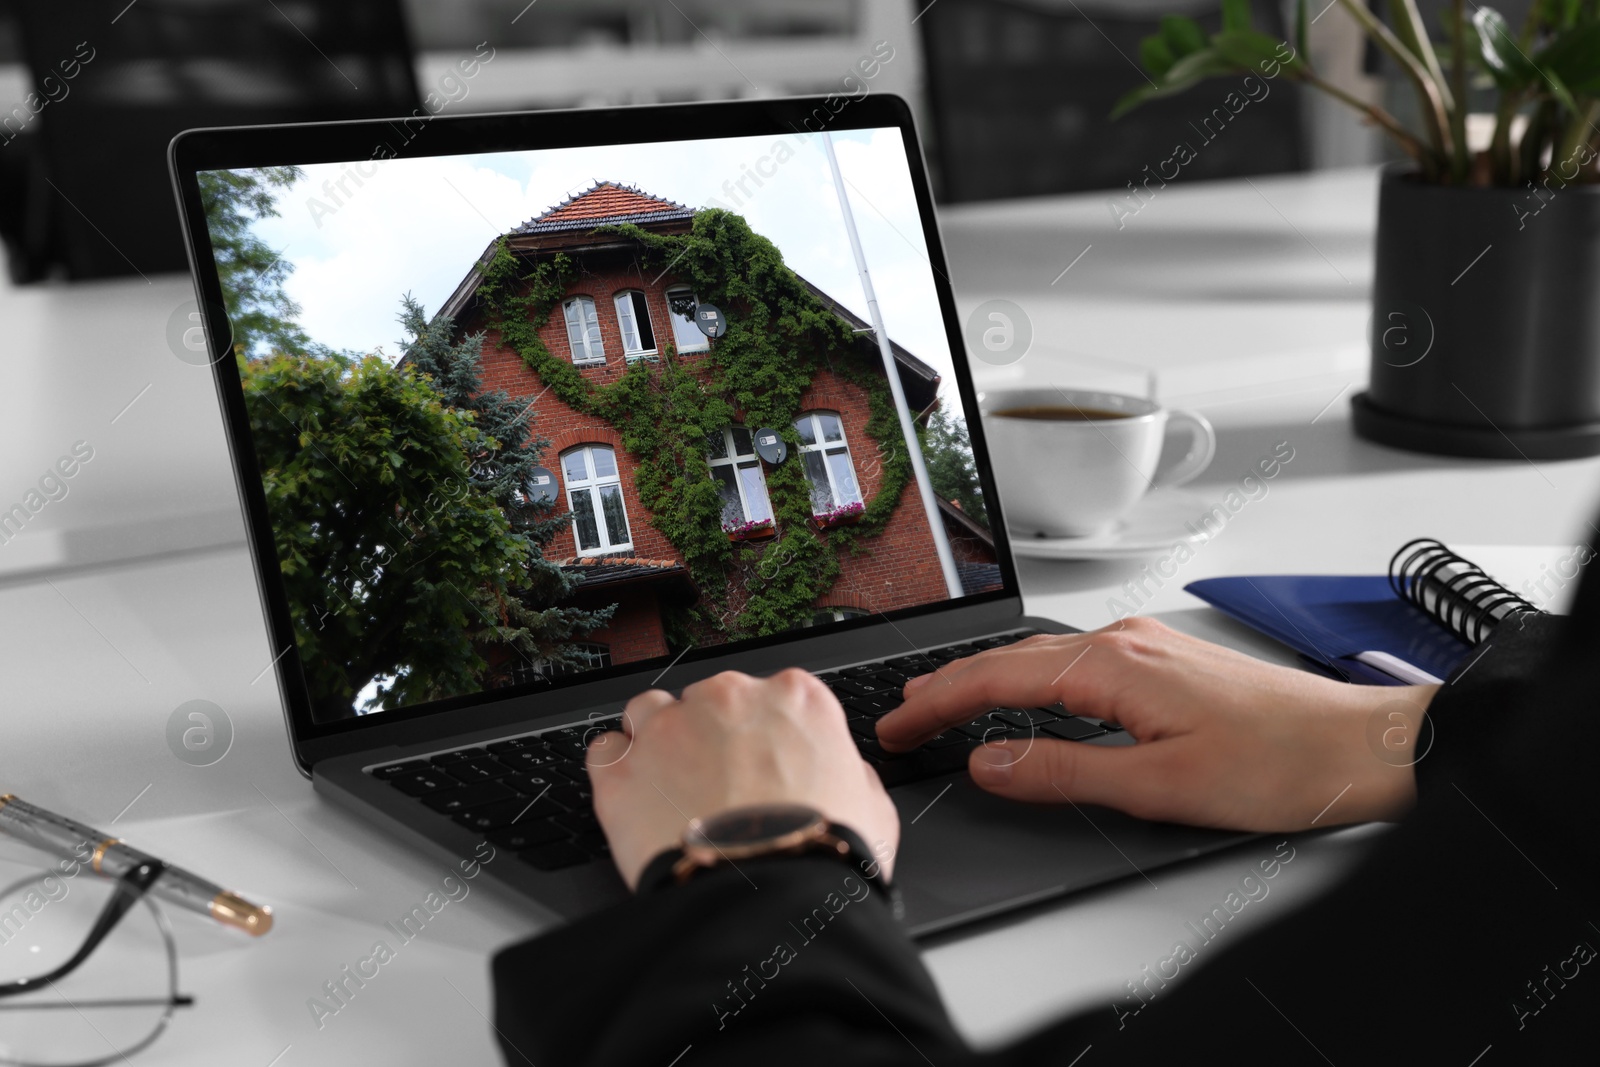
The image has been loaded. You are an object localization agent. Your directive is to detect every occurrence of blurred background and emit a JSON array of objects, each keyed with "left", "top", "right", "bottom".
[
  {"left": 0, "top": 0, "right": 1428, "bottom": 284},
  {"left": 0, "top": 0, "right": 1513, "bottom": 584}
]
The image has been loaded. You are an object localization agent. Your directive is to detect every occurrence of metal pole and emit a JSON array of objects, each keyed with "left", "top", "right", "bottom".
[{"left": 821, "top": 132, "right": 964, "bottom": 600}]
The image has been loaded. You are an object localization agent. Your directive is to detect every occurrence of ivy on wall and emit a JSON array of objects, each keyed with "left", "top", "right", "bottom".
[{"left": 471, "top": 208, "right": 915, "bottom": 641}]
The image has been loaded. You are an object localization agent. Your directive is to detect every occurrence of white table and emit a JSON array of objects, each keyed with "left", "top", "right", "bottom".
[{"left": 2, "top": 168, "right": 1595, "bottom": 1065}]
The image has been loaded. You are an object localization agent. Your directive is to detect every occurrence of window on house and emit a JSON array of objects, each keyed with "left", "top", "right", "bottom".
[
  {"left": 794, "top": 411, "right": 863, "bottom": 515},
  {"left": 807, "top": 607, "right": 869, "bottom": 627},
  {"left": 508, "top": 642, "right": 612, "bottom": 686},
  {"left": 666, "top": 286, "right": 708, "bottom": 353},
  {"left": 562, "top": 296, "right": 604, "bottom": 364},
  {"left": 562, "top": 445, "right": 632, "bottom": 554},
  {"left": 614, "top": 290, "right": 657, "bottom": 359},
  {"left": 706, "top": 426, "right": 773, "bottom": 529}
]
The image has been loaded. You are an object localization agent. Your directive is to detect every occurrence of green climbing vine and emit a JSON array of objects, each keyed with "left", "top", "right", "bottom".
[{"left": 473, "top": 208, "right": 914, "bottom": 642}]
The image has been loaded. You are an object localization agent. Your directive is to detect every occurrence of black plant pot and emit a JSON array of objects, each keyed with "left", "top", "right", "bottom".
[{"left": 1352, "top": 165, "right": 1600, "bottom": 459}]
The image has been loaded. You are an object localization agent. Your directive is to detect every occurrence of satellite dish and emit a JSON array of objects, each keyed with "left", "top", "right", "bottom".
[
  {"left": 753, "top": 428, "right": 787, "bottom": 464},
  {"left": 694, "top": 303, "right": 727, "bottom": 339},
  {"left": 523, "top": 466, "right": 558, "bottom": 505}
]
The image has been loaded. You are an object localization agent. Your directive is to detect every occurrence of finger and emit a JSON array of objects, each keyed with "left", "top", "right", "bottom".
[
  {"left": 620, "top": 688, "right": 677, "bottom": 736},
  {"left": 900, "top": 632, "right": 1094, "bottom": 697},
  {"left": 968, "top": 738, "right": 1166, "bottom": 817},
  {"left": 584, "top": 729, "right": 633, "bottom": 775},
  {"left": 878, "top": 636, "right": 1103, "bottom": 751}
]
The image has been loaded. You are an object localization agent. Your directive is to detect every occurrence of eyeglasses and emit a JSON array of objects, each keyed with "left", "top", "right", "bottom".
[{"left": 0, "top": 859, "right": 194, "bottom": 1067}]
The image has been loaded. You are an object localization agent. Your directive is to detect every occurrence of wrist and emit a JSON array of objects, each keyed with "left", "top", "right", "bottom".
[
  {"left": 634, "top": 804, "right": 900, "bottom": 915},
  {"left": 1340, "top": 684, "right": 1437, "bottom": 823}
]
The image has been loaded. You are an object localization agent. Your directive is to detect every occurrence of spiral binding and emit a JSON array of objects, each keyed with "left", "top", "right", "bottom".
[{"left": 1388, "top": 538, "right": 1541, "bottom": 645}]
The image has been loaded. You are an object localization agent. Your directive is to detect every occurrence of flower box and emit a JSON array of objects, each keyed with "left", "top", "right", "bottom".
[
  {"left": 724, "top": 519, "right": 776, "bottom": 542},
  {"left": 811, "top": 501, "right": 865, "bottom": 530}
]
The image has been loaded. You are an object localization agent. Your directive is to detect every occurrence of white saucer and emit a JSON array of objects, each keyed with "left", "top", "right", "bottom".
[{"left": 1007, "top": 490, "right": 1213, "bottom": 560}]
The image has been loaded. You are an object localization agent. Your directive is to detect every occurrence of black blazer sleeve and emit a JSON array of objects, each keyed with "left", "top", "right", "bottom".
[{"left": 494, "top": 537, "right": 1600, "bottom": 1065}]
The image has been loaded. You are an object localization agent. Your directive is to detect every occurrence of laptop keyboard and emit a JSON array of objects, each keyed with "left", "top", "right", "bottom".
[{"left": 366, "top": 630, "right": 1124, "bottom": 873}]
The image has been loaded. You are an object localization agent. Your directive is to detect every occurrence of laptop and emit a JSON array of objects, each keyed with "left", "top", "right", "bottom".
[{"left": 169, "top": 94, "right": 1247, "bottom": 936}]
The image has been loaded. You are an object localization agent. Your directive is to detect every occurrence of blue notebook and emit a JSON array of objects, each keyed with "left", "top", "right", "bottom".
[{"left": 1184, "top": 575, "right": 1475, "bottom": 686}]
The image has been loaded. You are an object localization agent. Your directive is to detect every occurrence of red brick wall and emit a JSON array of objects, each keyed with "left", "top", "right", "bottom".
[
  {"left": 947, "top": 524, "right": 998, "bottom": 565},
  {"left": 469, "top": 251, "right": 951, "bottom": 662},
  {"left": 568, "top": 589, "right": 670, "bottom": 663}
]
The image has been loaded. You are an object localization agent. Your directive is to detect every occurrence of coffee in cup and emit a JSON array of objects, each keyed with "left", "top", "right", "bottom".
[{"left": 979, "top": 387, "right": 1215, "bottom": 538}]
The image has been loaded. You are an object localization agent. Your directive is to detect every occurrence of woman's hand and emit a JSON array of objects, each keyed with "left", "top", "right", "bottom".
[
  {"left": 876, "top": 617, "right": 1436, "bottom": 832},
  {"left": 587, "top": 668, "right": 900, "bottom": 891}
]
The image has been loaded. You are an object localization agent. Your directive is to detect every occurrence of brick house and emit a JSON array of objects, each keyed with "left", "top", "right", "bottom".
[{"left": 433, "top": 182, "right": 999, "bottom": 675}]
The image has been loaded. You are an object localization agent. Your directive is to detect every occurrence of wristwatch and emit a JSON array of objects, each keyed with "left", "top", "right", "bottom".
[{"left": 636, "top": 802, "right": 899, "bottom": 913}]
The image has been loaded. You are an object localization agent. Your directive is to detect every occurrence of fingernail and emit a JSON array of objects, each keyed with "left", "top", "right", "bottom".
[
  {"left": 904, "top": 673, "right": 931, "bottom": 692},
  {"left": 970, "top": 744, "right": 1013, "bottom": 786}
]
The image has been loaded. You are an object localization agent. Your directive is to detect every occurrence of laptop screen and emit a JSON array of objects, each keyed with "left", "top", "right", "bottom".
[{"left": 196, "top": 125, "right": 1003, "bottom": 721}]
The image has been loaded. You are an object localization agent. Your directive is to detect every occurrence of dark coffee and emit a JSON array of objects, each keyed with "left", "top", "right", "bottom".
[{"left": 992, "top": 405, "right": 1132, "bottom": 421}]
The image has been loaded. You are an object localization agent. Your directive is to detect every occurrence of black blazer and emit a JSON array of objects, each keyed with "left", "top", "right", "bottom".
[{"left": 493, "top": 533, "right": 1600, "bottom": 1064}]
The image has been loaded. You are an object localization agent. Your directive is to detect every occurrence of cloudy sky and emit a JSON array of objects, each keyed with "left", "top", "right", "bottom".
[{"left": 239, "top": 126, "right": 961, "bottom": 402}]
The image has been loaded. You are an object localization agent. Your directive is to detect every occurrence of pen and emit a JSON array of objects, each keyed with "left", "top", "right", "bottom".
[{"left": 0, "top": 794, "right": 272, "bottom": 936}]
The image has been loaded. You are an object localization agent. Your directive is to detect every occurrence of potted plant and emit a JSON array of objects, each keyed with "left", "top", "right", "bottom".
[
  {"left": 1118, "top": 0, "right": 1600, "bottom": 458},
  {"left": 724, "top": 517, "right": 776, "bottom": 542},
  {"left": 812, "top": 501, "right": 866, "bottom": 530}
]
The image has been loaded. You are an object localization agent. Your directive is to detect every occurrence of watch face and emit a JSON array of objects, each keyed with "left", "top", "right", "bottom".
[{"left": 690, "top": 803, "right": 822, "bottom": 848}]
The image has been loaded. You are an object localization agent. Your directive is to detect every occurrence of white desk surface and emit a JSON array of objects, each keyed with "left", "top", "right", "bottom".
[{"left": 2, "top": 167, "right": 1596, "bottom": 1065}]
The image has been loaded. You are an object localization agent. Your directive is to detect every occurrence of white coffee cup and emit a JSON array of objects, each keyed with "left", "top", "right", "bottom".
[{"left": 979, "top": 387, "right": 1216, "bottom": 538}]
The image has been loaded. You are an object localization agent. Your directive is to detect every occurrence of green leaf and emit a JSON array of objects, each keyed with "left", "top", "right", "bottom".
[
  {"left": 1159, "top": 14, "right": 1207, "bottom": 58},
  {"left": 1472, "top": 7, "right": 1541, "bottom": 91},
  {"left": 1222, "top": 0, "right": 1252, "bottom": 33},
  {"left": 1539, "top": 66, "right": 1580, "bottom": 117},
  {"left": 1140, "top": 35, "right": 1176, "bottom": 78},
  {"left": 1211, "top": 30, "right": 1303, "bottom": 73},
  {"left": 1536, "top": 22, "right": 1600, "bottom": 96},
  {"left": 1110, "top": 47, "right": 1243, "bottom": 119}
]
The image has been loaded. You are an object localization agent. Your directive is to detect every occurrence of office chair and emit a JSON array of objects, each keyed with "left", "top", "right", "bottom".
[
  {"left": 0, "top": 0, "right": 419, "bottom": 281},
  {"left": 917, "top": 0, "right": 1305, "bottom": 201}
]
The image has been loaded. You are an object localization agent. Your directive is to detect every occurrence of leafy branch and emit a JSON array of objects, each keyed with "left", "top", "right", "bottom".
[{"left": 1117, "top": 0, "right": 1600, "bottom": 187}]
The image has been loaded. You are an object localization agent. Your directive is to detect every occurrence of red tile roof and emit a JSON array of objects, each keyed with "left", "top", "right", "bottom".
[{"left": 515, "top": 182, "right": 694, "bottom": 235}]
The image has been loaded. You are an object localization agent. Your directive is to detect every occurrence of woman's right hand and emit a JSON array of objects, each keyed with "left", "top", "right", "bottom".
[{"left": 874, "top": 617, "right": 1436, "bottom": 832}]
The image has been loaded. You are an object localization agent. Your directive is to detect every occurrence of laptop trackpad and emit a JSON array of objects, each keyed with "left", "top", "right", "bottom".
[{"left": 890, "top": 775, "right": 1253, "bottom": 937}]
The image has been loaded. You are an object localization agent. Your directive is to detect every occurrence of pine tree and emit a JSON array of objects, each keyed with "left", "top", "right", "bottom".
[{"left": 396, "top": 294, "right": 613, "bottom": 678}]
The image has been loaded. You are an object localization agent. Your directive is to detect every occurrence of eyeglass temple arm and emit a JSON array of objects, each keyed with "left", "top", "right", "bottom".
[{"left": 0, "top": 860, "right": 167, "bottom": 999}]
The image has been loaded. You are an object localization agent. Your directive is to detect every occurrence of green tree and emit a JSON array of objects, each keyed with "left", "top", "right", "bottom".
[
  {"left": 242, "top": 353, "right": 600, "bottom": 717},
  {"left": 921, "top": 409, "right": 988, "bottom": 528},
  {"left": 198, "top": 167, "right": 310, "bottom": 357},
  {"left": 396, "top": 294, "right": 613, "bottom": 672}
]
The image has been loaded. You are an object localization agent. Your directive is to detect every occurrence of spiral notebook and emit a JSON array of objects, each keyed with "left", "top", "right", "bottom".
[{"left": 1185, "top": 540, "right": 1547, "bottom": 686}]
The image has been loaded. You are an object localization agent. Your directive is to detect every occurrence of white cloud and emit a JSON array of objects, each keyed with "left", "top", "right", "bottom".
[{"left": 242, "top": 127, "right": 960, "bottom": 399}]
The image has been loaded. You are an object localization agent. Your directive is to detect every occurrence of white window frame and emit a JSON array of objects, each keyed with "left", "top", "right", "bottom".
[
  {"left": 707, "top": 426, "right": 773, "bottom": 529},
  {"left": 794, "top": 411, "right": 864, "bottom": 515},
  {"left": 563, "top": 295, "right": 605, "bottom": 365},
  {"left": 665, "top": 286, "right": 709, "bottom": 354},
  {"left": 613, "top": 290, "right": 658, "bottom": 361},
  {"left": 562, "top": 445, "right": 633, "bottom": 556}
]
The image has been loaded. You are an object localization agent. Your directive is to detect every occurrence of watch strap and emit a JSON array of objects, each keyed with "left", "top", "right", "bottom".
[{"left": 634, "top": 823, "right": 901, "bottom": 919}]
